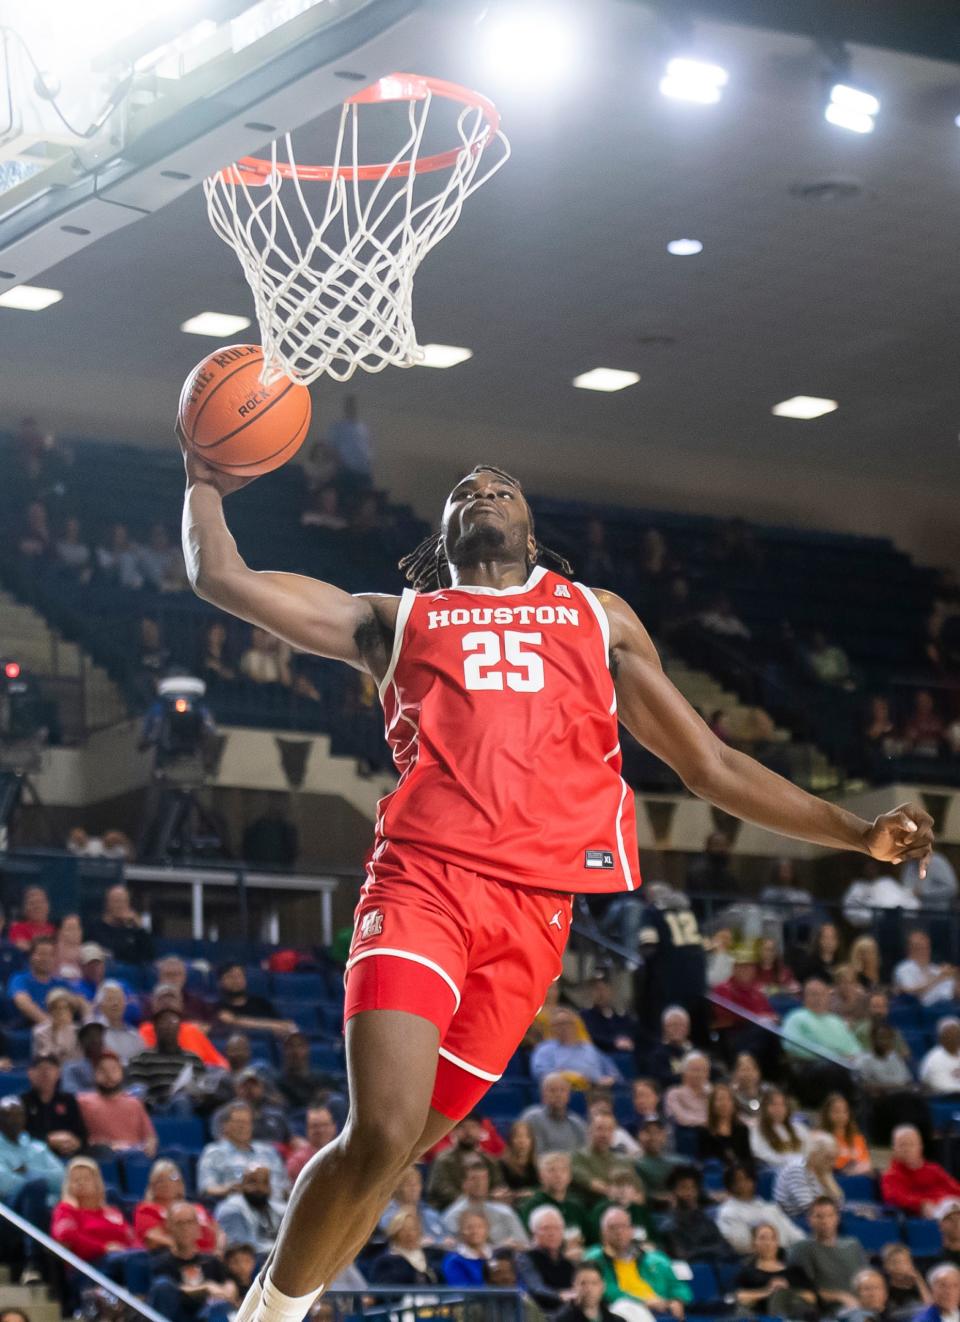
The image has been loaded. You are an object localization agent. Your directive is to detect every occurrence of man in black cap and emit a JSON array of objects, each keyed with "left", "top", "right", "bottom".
[
  {"left": 127, "top": 1008, "right": 204, "bottom": 1109},
  {"left": 580, "top": 967, "right": 637, "bottom": 1056},
  {"left": 20, "top": 1053, "right": 86, "bottom": 1157}
]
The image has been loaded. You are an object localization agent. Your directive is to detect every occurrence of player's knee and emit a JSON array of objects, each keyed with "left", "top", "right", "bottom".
[{"left": 341, "top": 1108, "right": 424, "bottom": 1175}]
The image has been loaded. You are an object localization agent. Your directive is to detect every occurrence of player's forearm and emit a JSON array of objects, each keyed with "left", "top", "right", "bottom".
[
  {"left": 691, "top": 743, "right": 871, "bottom": 853},
  {"left": 182, "top": 480, "right": 246, "bottom": 596}
]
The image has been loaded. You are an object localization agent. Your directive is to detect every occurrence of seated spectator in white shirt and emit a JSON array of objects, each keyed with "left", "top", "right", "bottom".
[
  {"left": 843, "top": 860, "right": 919, "bottom": 929},
  {"left": 96, "top": 523, "right": 144, "bottom": 590},
  {"left": 699, "top": 593, "right": 751, "bottom": 640},
  {"left": 440, "top": 1159, "right": 529, "bottom": 1250},
  {"left": 716, "top": 1164, "right": 805, "bottom": 1255},
  {"left": 894, "top": 931, "right": 956, "bottom": 1007},
  {"left": 749, "top": 1089, "right": 810, "bottom": 1170},
  {"left": 530, "top": 1009, "right": 620, "bottom": 1090},
  {"left": 922, "top": 1019, "right": 960, "bottom": 1098},
  {"left": 902, "top": 852, "right": 959, "bottom": 909},
  {"left": 54, "top": 517, "right": 92, "bottom": 584}
]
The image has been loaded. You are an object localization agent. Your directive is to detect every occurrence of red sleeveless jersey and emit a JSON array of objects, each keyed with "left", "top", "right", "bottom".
[{"left": 373, "top": 565, "right": 641, "bottom": 893}]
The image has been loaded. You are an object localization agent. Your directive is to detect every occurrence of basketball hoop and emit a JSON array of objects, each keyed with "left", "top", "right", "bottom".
[{"left": 203, "top": 74, "right": 510, "bottom": 386}]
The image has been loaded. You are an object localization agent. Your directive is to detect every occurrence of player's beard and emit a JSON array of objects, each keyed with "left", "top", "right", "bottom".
[{"left": 448, "top": 521, "right": 523, "bottom": 568}]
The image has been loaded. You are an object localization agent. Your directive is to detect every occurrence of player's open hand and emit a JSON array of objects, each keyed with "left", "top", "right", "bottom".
[
  {"left": 175, "top": 420, "right": 254, "bottom": 497},
  {"left": 864, "top": 801, "right": 934, "bottom": 878}
]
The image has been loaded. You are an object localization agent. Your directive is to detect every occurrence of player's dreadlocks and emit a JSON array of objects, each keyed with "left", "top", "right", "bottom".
[{"left": 398, "top": 464, "right": 573, "bottom": 593}]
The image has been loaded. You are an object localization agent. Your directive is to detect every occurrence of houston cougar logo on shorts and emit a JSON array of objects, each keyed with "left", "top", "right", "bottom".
[{"left": 358, "top": 909, "right": 384, "bottom": 940}]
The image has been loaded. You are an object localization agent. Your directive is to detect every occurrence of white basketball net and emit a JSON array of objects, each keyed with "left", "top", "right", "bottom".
[{"left": 203, "top": 81, "right": 510, "bottom": 385}]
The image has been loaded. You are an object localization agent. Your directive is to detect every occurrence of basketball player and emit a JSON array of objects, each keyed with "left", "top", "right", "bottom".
[{"left": 179, "top": 440, "right": 932, "bottom": 1322}]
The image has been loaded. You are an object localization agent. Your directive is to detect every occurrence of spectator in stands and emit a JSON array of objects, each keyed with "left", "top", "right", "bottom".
[
  {"left": 61, "top": 1021, "right": 108, "bottom": 1093},
  {"left": 580, "top": 519, "right": 615, "bottom": 586},
  {"left": 529, "top": 983, "right": 591, "bottom": 1045},
  {"left": 9, "top": 887, "right": 56, "bottom": 950},
  {"left": 921, "top": 1019, "right": 960, "bottom": 1098},
  {"left": 699, "top": 592, "right": 751, "bottom": 640},
  {"left": 441, "top": 1208, "right": 492, "bottom": 1285},
  {"left": 87, "top": 884, "right": 154, "bottom": 964},
  {"left": 774, "top": 1133, "right": 843, "bottom": 1219},
  {"left": 127, "top": 1007, "right": 204, "bottom": 1109},
  {"left": 630, "top": 1077, "right": 663, "bottom": 1129},
  {"left": 93, "top": 982, "right": 146, "bottom": 1064},
  {"left": 864, "top": 695, "right": 902, "bottom": 765},
  {"left": 735, "top": 1222, "right": 817, "bottom": 1317},
  {"left": 648, "top": 1006, "right": 694, "bottom": 1086},
  {"left": 697, "top": 1081, "right": 753, "bottom": 1168},
  {"left": 76, "top": 943, "right": 117, "bottom": 1005},
  {"left": 844, "top": 860, "right": 918, "bottom": 929},
  {"left": 214, "top": 1163, "right": 285, "bottom": 1254},
  {"left": 51, "top": 1156, "right": 136, "bottom": 1261},
  {"left": 880, "top": 1245, "right": 931, "bottom": 1313},
  {"left": 807, "top": 631, "right": 856, "bottom": 691},
  {"left": 855, "top": 992, "right": 910, "bottom": 1057},
  {"left": 881, "top": 1126, "right": 960, "bottom": 1217},
  {"left": 286, "top": 1104, "right": 338, "bottom": 1182},
  {"left": 817, "top": 1093, "right": 872, "bottom": 1174},
  {"left": 139, "top": 522, "right": 188, "bottom": 593},
  {"left": 664, "top": 1051, "right": 711, "bottom": 1127},
  {"left": 17, "top": 501, "right": 52, "bottom": 560},
  {"left": 687, "top": 833, "right": 738, "bottom": 896},
  {"left": 139, "top": 986, "right": 227, "bottom": 1068},
  {"left": 658, "top": 1166, "right": 732, "bottom": 1264},
  {"left": 531, "top": 1009, "right": 620, "bottom": 1089},
  {"left": 521, "top": 1074, "right": 588, "bottom": 1155},
  {"left": 554, "top": 1261, "right": 617, "bottom": 1322},
  {"left": 895, "top": 930, "right": 956, "bottom": 1007},
  {"left": 77, "top": 1052, "right": 157, "bottom": 1156},
  {"left": 0, "top": 1095, "right": 63, "bottom": 1276},
  {"left": 840, "top": 1267, "right": 897, "bottom": 1322},
  {"left": 521, "top": 1151, "right": 589, "bottom": 1236},
  {"left": 902, "top": 690, "right": 945, "bottom": 758},
  {"left": 570, "top": 1111, "right": 631, "bottom": 1207},
  {"left": 858, "top": 1021, "right": 930, "bottom": 1145},
  {"left": 441, "top": 1158, "right": 529, "bottom": 1248},
  {"left": 10, "top": 936, "right": 86, "bottom": 1027},
  {"left": 499, "top": 1120, "right": 539, "bottom": 1204},
  {"left": 849, "top": 936, "right": 883, "bottom": 993},
  {"left": 379, "top": 1165, "right": 449, "bottom": 1246},
  {"left": 198, "top": 620, "right": 238, "bottom": 687},
  {"left": 753, "top": 937, "right": 800, "bottom": 996},
  {"left": 154, "top": 956, "right": 213, "bottom": 1024},
  {"left": 580, "top": 968, "right": 636, "bottom": 1055},
  {"left": 711, "top": 949, "right": 780, "bottom": 1069},
  {"left": 427, "top": 1112, "right": 502, "bottom": 1207},
  {"left": 239, "top": 627, "right": 294, "bottom": 687},
  {"left": 96, "top": 522, "right": 144, "bottom": 589},
  {"left": 135, "top": 1159, "right": 219, "bottom": 1253},
  {"left": 327, "top": 395, "right": 374, "bottom": 490},
  {"left": 924, "top": 1206, "right": 960, "bottom": 1271},
  {"left": 214, "top": 963, "right": 295, "bottom": 1037},
  {"left": 300, "top": 484, "right": 348, "bottom": 531},
  {"left": 54, "top": 913, "right": 84, "bottom": 980},
  {"left": 516, "top": 1205, "right": 577, "bottom": 1312},
  {"left": 197, "top": 1100, "right": 288, "bottom": 1200},
  {"left": 902, "top": 851, "right": 959, "bottom": 909},
  {"left": 54, "top": 516, "right": 93, "bottom": 585},
  {"left": 634, "top": 1117, "right": 683, "bottom": 1208},
  {"left": 584, "top": 1205, "right": 691, "bottom": 1313},
  {"left": 796, "top": 922, "right": 845, "bottom": 985},
  {"left": 915, "top": 1265, "right": 960, "bottom": 1322},
  {"left": 787, "top": 1214, "right": 867, "bottom": 1318},
  {"left": 274, "top": 1029, "right": 341, "bottom": 1111},
  {"left": 223, "top": 1243, "right": 257, "bottom": 1299},
  {"left": 782, "top": 979, "right": 861, "bottom": 1104},
  {"left": 750, "top": 1088, "right": 809, "bottom": 1169},
  {"left": 368, "top": 1210, "right": 442, "bottom": 1286},
  {"left": 147, "top": 1199, "right": 238, "bottom": 1321},
  {"left": 21, "top": 1054, "right": 85, "bottom": 1157},
  {"left": 31, "top": 987, "right": 80, "bottom": 1063},
  {"left": 716, "top": 1164, "right": 804, "bottom": 1255}
]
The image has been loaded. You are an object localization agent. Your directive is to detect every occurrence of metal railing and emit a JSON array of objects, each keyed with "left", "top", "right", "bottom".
[{"left": 324, "top": 1286, "right": 526, "bottom": 1322}]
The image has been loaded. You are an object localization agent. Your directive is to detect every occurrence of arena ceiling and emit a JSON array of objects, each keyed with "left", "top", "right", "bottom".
[{"left": 2, "top": 2, "right": 960, "bottom": 551}]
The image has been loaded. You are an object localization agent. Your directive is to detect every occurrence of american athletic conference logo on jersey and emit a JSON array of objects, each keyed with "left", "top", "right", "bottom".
[{"left": 358, "top": 909, "right": 384, "bottom": 940}]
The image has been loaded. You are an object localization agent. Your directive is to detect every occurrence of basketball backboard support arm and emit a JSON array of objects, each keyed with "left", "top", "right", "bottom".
[{"left": 0, "top": 0, "right": 479, "bottom": 291}]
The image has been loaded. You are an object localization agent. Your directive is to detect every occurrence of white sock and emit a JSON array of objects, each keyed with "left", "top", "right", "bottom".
[{"left": 258, "top": 1271, "right": 325, "bottom": 1322}]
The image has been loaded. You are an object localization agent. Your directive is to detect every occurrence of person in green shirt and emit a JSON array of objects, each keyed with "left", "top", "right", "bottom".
[
  {"left": 521, "top": 1151, "right": 590, "bottom": 1237},
  {"left": 587, "top": 1169, "right": 658, "bottom": 1247},
  {"left": 572, "top": 1112, "right": 624, "bottom": 1207},
  {"left": 584, "top": 1206, "right": 691, "bottom": 1316},
  {"left": 634, "top": 1118, "right": 684, "bottom": 1210},
  {"left": 781, "top": 980, "right": 862, "bottom": 1106}
]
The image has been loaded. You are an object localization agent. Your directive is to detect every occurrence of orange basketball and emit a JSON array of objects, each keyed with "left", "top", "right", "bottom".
[{"left": 178, "top": 344, "right": 311, "bottom": 476}]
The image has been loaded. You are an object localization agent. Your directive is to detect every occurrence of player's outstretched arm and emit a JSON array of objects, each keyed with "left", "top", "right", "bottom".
[
  {"left": 596, "top": 589, "right": 934, "bottom": 875},
  {"left": 180, "top": 438, "right": 396, "bottom": 672}
]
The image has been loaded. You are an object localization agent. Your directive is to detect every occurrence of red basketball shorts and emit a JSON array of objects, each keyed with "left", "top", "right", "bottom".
[{"left": 343, "top": 840, "right": 572, "bottom": 1121}]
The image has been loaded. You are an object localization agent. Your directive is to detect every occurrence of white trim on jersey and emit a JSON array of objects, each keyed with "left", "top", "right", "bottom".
[
  {"left": 377, "top": 587, "right": 417, "bottom": 700},
  {"left": 573, "top": 581, "right": 612, "bottom": 668},
  {"left": 445, "top": 565, "right": 547, "bottom": 596},
  {"left": 345, "top": 946, "right": 462, "bottom": 1011},
  {"left": 438, "top": 1045, "right": 502, "bottom": 1083},
  {"left": 614, "top": 778, "right": 636, "bottom": 891}
]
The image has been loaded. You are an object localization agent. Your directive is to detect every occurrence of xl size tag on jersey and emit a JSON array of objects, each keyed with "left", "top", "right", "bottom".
[{"left": 585, "top": 849, "right": 614, "bottom": 869}]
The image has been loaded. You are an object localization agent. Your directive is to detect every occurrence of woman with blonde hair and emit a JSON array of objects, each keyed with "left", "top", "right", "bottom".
[
  {"left": 133, "top": 1158, "right": 219, "bottom": 1252},
  {"left": 849, "top": 936, "right": 882, "bottom": 992},
  {"left": 749, "top": 1089, "right": 809, "bottom": 1169},
  {"left": 51, "top": 1157, "right": 136, "bottom": 1261},
  {"left": 772, "top": 1133, "right": 844, "bottom": 1219},
  {"left": 665, "top": 1052, "right": 712, "bottom": 1128}
]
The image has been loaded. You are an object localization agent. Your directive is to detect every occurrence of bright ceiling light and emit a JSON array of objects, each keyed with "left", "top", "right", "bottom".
[
  {"left": 180, "top": 311, "right": 252, "bottom": 337},
  {"left": 667, "top": 238, "right": 703, "bottom": 256},
  {"left": 572, "top": 368, "right": 640, "bottom": 393},
  {"left": 771, "top": 395, "right": 838, "bottom": 420},
  {"left": 826, "top": 83, "right": 878, "bottom": 133},
  {"left": 0, "top": 284, "right": 63, "bottom": 311},
  {"left": 659, "top": 57, "right": 728, "bottom": 105},
  {"left": 419, "top": 343, "right": 473, "bottom": 369},
  {"left": 480, "top": 5, "right": 578, "bottom": 87}
]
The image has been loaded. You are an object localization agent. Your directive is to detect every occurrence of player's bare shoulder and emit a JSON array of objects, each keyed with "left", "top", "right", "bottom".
[
  {"left": 353, "top": 593, "right": 402, "bottom": 683},
  {"left": 589, "top": 588, "right": 661, "bottom": 670}
]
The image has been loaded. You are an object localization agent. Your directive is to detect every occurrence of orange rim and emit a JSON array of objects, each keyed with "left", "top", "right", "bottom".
[{"left": 217, "top": 73, "right": 501, "bottom": 186}]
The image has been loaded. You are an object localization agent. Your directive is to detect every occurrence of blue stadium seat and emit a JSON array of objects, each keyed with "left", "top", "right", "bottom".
[
  {"left": 277, "top": 1001, "right": 320, "bottom": 1031},
  {"left": 153, "top": 1115, "right": 206, "bottom": 1152},
  {"left": 0, "top": 1070, "right": 30, "bottom": 1094},
  {"left": 6, "top": 1028, "right": 31, "bottom": 1063},
  {"left": 701, "top": 1162, "right": 725, "bottom": 1195},
  {"left": 244, "top": 968, "right": 272, "bottom": 999},
  {"left": 272, "top": 972, "right": 326, "bottom": 1002},
  {"left": 612, "top": 1051, "right": 636, "bottom": 1080},
  {"left": 837, "top": 1174, "right": 878, "bottom": 1201},
  {"left": 502, "top": 1052, "right": 530, "bottom": 1079},
  {"left": 906, "top": 1220, "right": 942, "bottom": 1257},
  {"left": 929, "top": 1099, "right": 960, "bottom": 1133},
  {"left": 756, "top": 1169, "right": 776, "bottom": 1200},
  {"left": 888, "top": 1001, "right": 925, "bottom": 1031},
  {"left": 841, "top": 1216, "right": 901, "bottom": 1251},
  {"left": 310, "top": 1043, "right": 345, "bottom": 1073},
  {"left": 673, "top": 1126, "right": 700, "bottom": 1160},
  {"left": 96, "top": 1155, "right": 121, "bottom": 1189},
  {"left": 689, "top": 1263, "right": 720, "bottom": 1306},
  {"left": 122, "top": 1152, "right": 153, "bottom": 1198}
]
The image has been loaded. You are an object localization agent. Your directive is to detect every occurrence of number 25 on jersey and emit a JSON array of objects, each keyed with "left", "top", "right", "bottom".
[{"left": 462, "top": 630, "right": 544, "bottom": 692}]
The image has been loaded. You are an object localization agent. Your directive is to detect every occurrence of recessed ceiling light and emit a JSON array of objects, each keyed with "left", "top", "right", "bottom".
[
  {"left": 659, "top": 57, "right": 729, "bottom": 105},
  {"left": 667, "top": 239, "right": 703, "bottom": 256},
  {"left": 0, "top": 284, "right": 63, "bottom": 311},
  {"left": 771, "top": 395, "right": 838, "bottom": 419},
  {"left": 180, "top": 311, "right": 252, "bottom": 336},
  {"left": 572, "top": 368, "right": 640, "bottom": 392},
  {"left": 825, "top": 83, "right": 878, "bottom": 134},
  {"left": 419, "top": 343, "right": 473, "bottom": 368},
  {"left": 480, "top": 6, "right": 579, "bottom": 88}
]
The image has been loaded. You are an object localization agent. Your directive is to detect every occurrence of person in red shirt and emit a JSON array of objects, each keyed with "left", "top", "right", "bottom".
[
  {"left": 712, "top": 950, "right": 780, "bottom": 1073},
  {"left": 134, "top": 1159, "right": 219, "bottom": 1254},
  {"left": 51, "top": 1156, "right": 137, "bottom": 1261},
  {"left": 881, "top": 1125, "right": 960, "bottom": 1216},
  {"left": 8, "top": 887, "right": 56, "bottom": 951},
  {"left": 77, "top": 1053, "right": 157, "bottom": 1156},
  {"left": 286, "top": 1107, "right": 339, "bottom": 1183}
]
